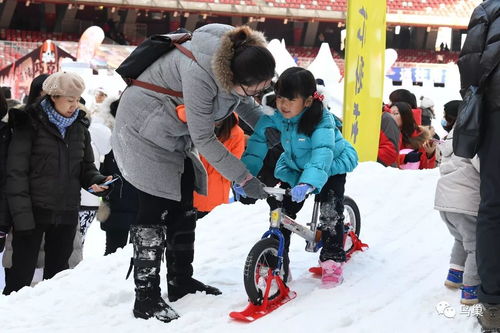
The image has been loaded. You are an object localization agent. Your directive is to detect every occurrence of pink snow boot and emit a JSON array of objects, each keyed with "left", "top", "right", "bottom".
[{"left": 320, "top": 260, "right": 344, "bottom": 288}]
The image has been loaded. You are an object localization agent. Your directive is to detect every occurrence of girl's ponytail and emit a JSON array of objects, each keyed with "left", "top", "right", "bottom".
[{"left": 298, "top": 95, "right": 323, "bottom": 137}]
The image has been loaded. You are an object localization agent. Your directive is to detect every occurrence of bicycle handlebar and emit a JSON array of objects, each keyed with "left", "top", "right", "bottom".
[
  {"left": 263, "top": 186, "right": 314, "bottom": 197},
  {"left": 263, "top": 187, "right": 288, "bottom": 196}
]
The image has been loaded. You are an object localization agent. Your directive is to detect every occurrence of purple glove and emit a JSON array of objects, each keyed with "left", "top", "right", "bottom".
[
  {"left": 291, "top": 184, "right": 314, "bottom": 202},
  {"left": 233, "top": 183, "right": 246, "bottom": 201},
  {"left": 232, "top": 176, "right": 268, "bottom": 200}
]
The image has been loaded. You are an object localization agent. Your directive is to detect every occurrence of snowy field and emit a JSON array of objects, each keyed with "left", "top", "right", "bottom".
[{"left": 0, "top": 162, "right": 483, "bottom": 332}]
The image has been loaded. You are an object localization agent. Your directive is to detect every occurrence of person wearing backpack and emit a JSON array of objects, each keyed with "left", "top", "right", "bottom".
[
  {"left": 3, "top": 71, "right": 113, "bottom": 295},
  {"left": 459, "top": 1, "right": 500, "bottom": 331},
  {"left": 112, "top": 23, "right": 276, "bottom": 323}
]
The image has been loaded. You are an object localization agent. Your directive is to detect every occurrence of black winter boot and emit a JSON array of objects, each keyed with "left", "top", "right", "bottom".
[
  {"left": 166, "top": 210, "right": 222, "bottom": 302},
  {"left": 129, "top": 225, "right": 179, "bottom": 323}
]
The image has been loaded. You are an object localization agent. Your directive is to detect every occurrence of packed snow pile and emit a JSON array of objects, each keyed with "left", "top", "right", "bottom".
[{"left": 0, "top": 162, "right": 483, "bottom": 332}]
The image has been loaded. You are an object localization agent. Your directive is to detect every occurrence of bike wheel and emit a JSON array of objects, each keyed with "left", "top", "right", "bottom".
[
  {"left": 243, "top": 238, "right": 289, "bottom": 305},
  {"left": 343, "top": 196, "right": 361, "bottom": 252}
]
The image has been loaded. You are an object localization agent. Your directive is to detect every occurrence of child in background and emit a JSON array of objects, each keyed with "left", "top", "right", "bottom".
[
  {"left": 434, "top": 100, "right": 480, "bottom": 305},
  {"left": 193, "top": 113, "right": 245, "bottom": 218},
  {"left": 238, "top": 67, "right": 358, "bottom": 287}
]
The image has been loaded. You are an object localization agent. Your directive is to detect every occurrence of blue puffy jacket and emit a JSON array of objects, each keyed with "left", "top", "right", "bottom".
[{"left": 242, "top": 108, "right": 358, "bottom": 193}]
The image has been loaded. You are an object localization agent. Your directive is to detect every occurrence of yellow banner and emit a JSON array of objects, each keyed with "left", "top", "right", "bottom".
[{"left": 343, "top": 0, "right": 386, "bottom": 162}]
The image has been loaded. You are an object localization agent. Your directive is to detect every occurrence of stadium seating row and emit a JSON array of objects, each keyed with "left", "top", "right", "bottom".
[
  {"left": 258, "top": 0, "right": 477, "bottom": 15},
  {"left": 0, "top": 29, "right": 79, "bottom": 43}
]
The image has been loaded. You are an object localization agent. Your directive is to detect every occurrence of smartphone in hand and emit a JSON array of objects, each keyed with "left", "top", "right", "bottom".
[{"left": 88, "top": 177, "right": 119, "bottom": 193}]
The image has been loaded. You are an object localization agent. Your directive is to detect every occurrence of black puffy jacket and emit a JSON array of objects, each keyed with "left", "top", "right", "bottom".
[
  {"left": 6, "top": 98, "right": 107, "bottom": 231},
  {"left": 99, "top": 151, "right": 138, "bottom": 231},
  {"left": 458, "top": 0, "right": 500, "bottom": 113},
  {"left": 0, "top": 120, "right": 11, "bottom": 231}
]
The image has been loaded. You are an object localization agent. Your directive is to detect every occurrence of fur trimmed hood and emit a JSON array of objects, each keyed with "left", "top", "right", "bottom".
[
  {"left": 212, "top": 26, "right": 267, "bottom": 93},
  {"left": 189, "top": 24, "right": 268, "bottom": 93}
]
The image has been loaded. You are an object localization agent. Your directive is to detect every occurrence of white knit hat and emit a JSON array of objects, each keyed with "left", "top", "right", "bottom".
[{"left": 420, "top": 96, "right": 434, "bottom": 109}]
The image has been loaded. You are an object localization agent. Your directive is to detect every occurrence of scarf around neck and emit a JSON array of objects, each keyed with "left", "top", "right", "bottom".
[{"left": 41, "top": 98, "right": 79, "bottom": 138}]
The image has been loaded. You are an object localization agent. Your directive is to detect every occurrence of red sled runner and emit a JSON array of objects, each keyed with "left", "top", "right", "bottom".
[{"left": 229, "top": 272, "right": 296, "bottom": 322}]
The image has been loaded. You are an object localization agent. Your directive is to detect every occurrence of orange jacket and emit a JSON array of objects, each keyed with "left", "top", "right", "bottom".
[{"left": 193, "top": 125, "right": 245, "bottom": 213}]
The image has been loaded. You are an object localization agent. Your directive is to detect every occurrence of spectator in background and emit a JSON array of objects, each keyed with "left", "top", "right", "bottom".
[
  {"left": 25, "top": 74, "right": 50, "bottom": 107},
  {"left": 441, "top": 100, "right": 460, "bottom": 133},
  {"left": 88, "top": 87, "right": 108, "bottom": 117},
  {"left": 1, "top": 74, "right": 49, "bottom": 284},
  {"left": 458, "top": 1, "right": 500, "bottom": 330},
  {"left": 0, "top": 89, "right": 10, "bottom": 255},
  {"left": 420, "top": 96, "right": 436, "bottom": 127},
  {"left": 389, "top": 102, "right": 436, "bottom": 169},
  {"left": 389, "top": 89, "right": 422, "bottom": 125},
  {"left": 0, "top": 87, "right": 22, "bottom": 110},
  {"left": 378, "top": 105, "right": 400, "bottom": 167}
]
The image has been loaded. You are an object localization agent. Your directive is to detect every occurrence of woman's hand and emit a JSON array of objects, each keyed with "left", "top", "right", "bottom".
[
  {"left": 88, "top": 175, "right": 113, "bottom": 193},
  {"left": 423, "top": 140, "right": 436, "bottom": 158}
]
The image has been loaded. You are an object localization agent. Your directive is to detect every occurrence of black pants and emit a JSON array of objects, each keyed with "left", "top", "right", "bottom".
[
  {"left": 268, "top": 174, "right": 347, "bottom": 258},
  {"left": 477, "top": 111, "right": 500, "bottom": 304},
  {"left": 134, "top": 158, "right": 196, "bottom": 281},
  {"left": 316, "top": 174, "right": 346, "bottom": 257},
  {"left": 3, "top": 222, "right": 77, "bottom": 295},
  {"left": 104, "top": 228, "right": 130, "bottom": 255}
]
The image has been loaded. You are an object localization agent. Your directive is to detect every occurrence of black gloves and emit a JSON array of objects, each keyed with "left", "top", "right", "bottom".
[{"left": 404, "top": 150, "right": 422, "bottom": 163}]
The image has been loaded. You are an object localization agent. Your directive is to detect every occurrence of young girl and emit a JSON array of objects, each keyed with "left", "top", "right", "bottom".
[
  {"left": 239, "top": 67, "right": 358, "bottom": 287},
  {"left": 390, "top": 102, "right": 436, "bottom": 169}
]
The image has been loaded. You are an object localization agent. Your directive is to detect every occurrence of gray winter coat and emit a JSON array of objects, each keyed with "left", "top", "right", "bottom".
[
  {"left": 434, "top": 129, "right": 480, "bottom": 216},
  {"left": 112, "top": 24, "right": 267, "bottom": 200}
]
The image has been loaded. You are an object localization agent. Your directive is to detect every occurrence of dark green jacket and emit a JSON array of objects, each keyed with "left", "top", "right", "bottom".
[{"left": 6, "top": 98, "right": 106, "bottom": 231}]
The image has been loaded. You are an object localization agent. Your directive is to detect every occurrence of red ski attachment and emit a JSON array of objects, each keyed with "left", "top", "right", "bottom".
[
  {"left": 229, "top": 273, "right": 296, "bottom": 322},
  {"left": 345, "top": 231, "right": 369, "bottom": 259},
  {"left": 309, "top": 232, "right": 368, "bottom": 276}
]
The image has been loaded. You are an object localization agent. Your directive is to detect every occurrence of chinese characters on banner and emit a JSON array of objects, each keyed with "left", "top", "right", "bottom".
[
  {"left": 0, "top": 40, "right": 75, "bottom": 100},
  {"left": 343, "top": 0, "right": 386, "bottom": 161}
]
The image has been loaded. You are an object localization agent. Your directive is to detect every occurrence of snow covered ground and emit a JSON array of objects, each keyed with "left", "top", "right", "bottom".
[{"left": 0, "top": 162, "right": 483, "bottom": 332}]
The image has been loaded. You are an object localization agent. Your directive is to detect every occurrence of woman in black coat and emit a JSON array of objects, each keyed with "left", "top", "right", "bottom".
[{"left": 3, "top": 72, "right": 112, "bottom": 295}]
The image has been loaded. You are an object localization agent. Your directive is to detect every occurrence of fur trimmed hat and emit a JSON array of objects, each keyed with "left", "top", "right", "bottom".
[{"left": 42, "top": 71, "right": 85, "bottom": 97}]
